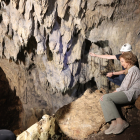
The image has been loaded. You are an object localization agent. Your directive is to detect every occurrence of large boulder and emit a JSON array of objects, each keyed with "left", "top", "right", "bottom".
[{"left": 55, "top": 88, "right": 106, "bottom": 139}]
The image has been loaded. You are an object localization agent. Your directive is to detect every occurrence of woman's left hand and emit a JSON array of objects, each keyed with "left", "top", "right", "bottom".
[
  {"left": 113, "top": 90, "right": 117, "bottom": 92},
  {"left": 100, "top": 95, "right": 103, "bottom": 101},
  {"left": 106, "top": 72, "right": 113, "bottom": 77}
]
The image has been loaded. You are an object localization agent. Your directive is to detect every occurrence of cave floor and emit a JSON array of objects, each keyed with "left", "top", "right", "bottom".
[
  {"left": 60, "top": 123, "right": 140, "bottom": 140},
  {"left": 85, "top": 123, "right": 140, "bottom": 140}
]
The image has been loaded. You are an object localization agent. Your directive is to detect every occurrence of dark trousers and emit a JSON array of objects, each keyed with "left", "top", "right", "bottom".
[
  {"left": 107, "top": 74, "right": 125, "bottom": 86},
  {"left": 0, "top": 129, "right": 16, "bottom": 140}
]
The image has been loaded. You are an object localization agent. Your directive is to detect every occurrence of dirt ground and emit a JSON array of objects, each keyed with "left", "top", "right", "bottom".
[
  {"left": 85, "top": 124, "right": 140, "bottom": 140},
  {"left": 60, "top": 123, "right": 140, "bottom": 140}
]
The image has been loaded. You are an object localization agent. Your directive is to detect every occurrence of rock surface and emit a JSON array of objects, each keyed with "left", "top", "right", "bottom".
[
  {"left": 0, "top": 0, "right": 140, "bottom": 133},
  {"left": 55, "top": 88, "right": 106, "bottom": 139},
  {"left": 135, "top": 96, "right": 140, "bottom": 110},
  {"left": 17, "top": 114, "right": 57, "bottom": 140}
]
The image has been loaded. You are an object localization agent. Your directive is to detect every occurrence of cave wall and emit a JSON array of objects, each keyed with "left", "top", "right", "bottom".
[{"left": 0, "top": 0, "right": 140, "bottom": 131}]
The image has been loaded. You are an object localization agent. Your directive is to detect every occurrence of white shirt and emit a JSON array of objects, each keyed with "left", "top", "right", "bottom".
[{"left": 116, "top": 66, "right": 140, "bottom": 101}]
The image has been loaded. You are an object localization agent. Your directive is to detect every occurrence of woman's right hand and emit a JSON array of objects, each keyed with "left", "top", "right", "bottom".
[{"left": 89, "top": 52, "right": 96, "bottom": 57}]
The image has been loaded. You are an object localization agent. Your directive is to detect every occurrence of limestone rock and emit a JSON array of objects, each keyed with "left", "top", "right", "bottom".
[
  {"left": 57, "top": 0, "right": 69, "bottom": 18},
  {"left": 55, "top": 88, "right": 106, "bottom": 139},
  {"left": 17, "top": 114, "right": 57, "bottom": 140}
]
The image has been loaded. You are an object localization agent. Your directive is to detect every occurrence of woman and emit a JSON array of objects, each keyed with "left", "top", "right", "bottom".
[{"left": 100, "top": 51, "right": 140, "bottom": 135}]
